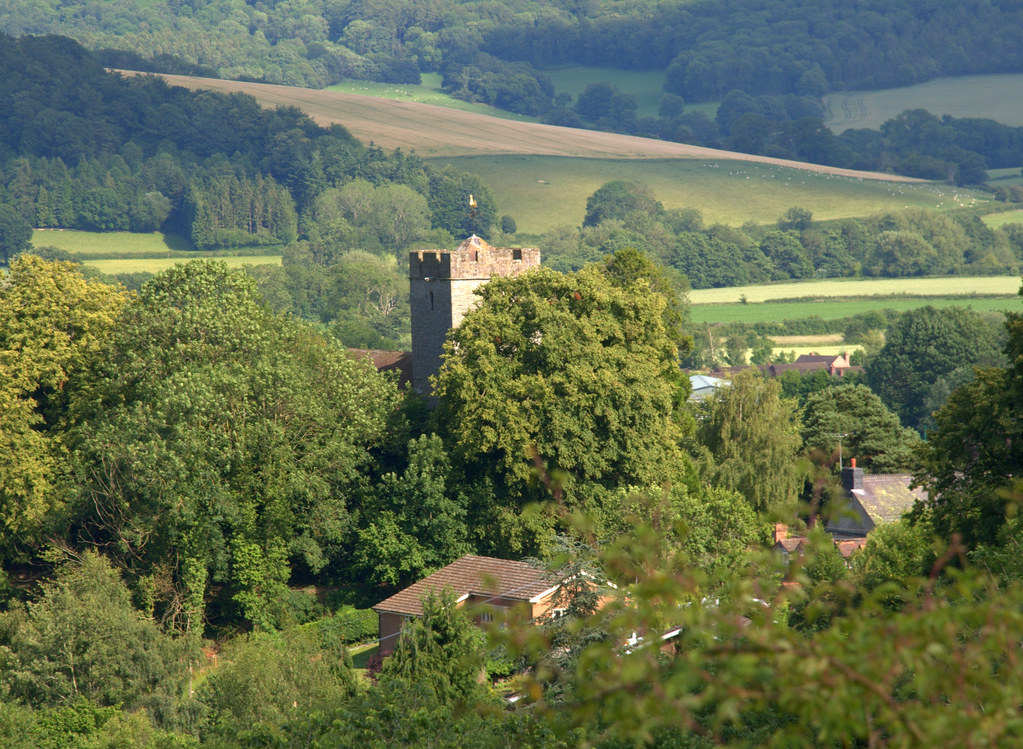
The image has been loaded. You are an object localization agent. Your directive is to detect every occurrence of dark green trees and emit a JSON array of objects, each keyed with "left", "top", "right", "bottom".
[
  {"left": 0, "top": 204, "right": 32, "bottom": 265},
  {"left": 433, "top": 260, "right": 692, "bottom": 554},
  {"left": 867, "top": 306, "right": 1005, "bottom": 431},
  {"left": 0, "top": 551, "right": 184, "bottom": 710},
  {"left": 801, "top": 384, "right": 920, "bottom": 473},
  {"left": 66, "top": 261, "right": 402, "bottom": 631}
]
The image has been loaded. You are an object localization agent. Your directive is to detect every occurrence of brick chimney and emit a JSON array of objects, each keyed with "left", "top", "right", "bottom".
[
  {"left": 773, "top": 522, "right": 788, "bottom": 543},
  {"left": 841, "top": 457, "right": 864, "bottom": 491}
]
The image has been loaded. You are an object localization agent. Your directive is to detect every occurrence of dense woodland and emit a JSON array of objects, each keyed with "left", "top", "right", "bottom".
[
  {"left": 5, "top": 2, "right": 1023, "bottom": 181},
  {"left": 5, "top": 0, "right": 1023, "bottom": 100},
  {"left": 3, "top": 10, "right": 1023, "bottom": 747}
]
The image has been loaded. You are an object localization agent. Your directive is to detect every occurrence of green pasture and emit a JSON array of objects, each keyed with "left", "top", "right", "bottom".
[
  {"left": 328, "top": 73, "right": 535, "bottom": 122},
  {"left": 689, "top": 276, "right": 1020, "bottom": 305},
  {"left": 824, "top": 74, "right": 1023, "bottom": 132},
  {"left": 692, "top": 296, "right": 1020, "bottom": 325},
  {"left": 982, "top": 209, "right": 1023, "bottom": 228},
  {"left": 32, "top": 229, "right": 192, "bottom": 254},
  {"left": 988, "top": 168, "right": 1023, "bottom": 186},
  {"left": 434, "top": 154, "right": 989, "bottom": 232},
  {"left": 542, "top": 66, "right": 685, "bottom": 119},
  {"left": 83, "top": 256, "right": 281, "bottom": 274}
]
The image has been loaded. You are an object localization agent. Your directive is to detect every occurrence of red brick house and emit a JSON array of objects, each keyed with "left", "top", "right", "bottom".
[
  {"left": 372, "top": 555, "right": 567, "bottom": 655},
  {"left": 761, "top": 352, "right": 860, "bottom": 378}
]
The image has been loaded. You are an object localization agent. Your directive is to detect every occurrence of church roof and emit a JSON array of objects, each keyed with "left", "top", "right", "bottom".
[{"left": 455, "top": 234, "right": 494, "bottom": 253}]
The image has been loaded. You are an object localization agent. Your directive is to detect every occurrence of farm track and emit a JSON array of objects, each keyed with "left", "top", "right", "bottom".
[{"left": 131, "top": 71, "right": 921, "bottom": 183}]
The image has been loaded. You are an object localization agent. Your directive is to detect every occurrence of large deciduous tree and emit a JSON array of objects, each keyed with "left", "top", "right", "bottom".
[
  {"left": 801, "top": 383, "right": 920, "bottom": 473},
  {"left": 695, "top": 369, "right": 803, "bottom": 512},
  {"left": 65, "top": 261, "right": 401, "bottom": 632},
  {"left": 913, "top": 285, "right": 1022, "bottom": 550},
  {"left": 0, "top": 256, "right": 127, "bottom": 556},
  {"left": 0, "top": 551, "right": 184, "bottom": 710},
  {"left": 866, "top": 305, "right": 1005, "bottom": 431},
  {"left": 433, "top": 260, "right": 693, "bottom": 556}
]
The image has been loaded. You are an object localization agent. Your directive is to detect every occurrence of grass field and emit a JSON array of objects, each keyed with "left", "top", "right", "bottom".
[
  {"left": 328, "top": 73, "right": 535, "bottom": 122},
  {"left": 824, "top": 74, "right": 1023, "bottom": 132},
  {"left": 33, "top": 229, "right": 193, "bottom": 254},
  {"left": 543, "top": 67, "right": 672, "bottom": 120},
  {"left": 689, "top": 276, "right": 1021, "bottom": 305},
  {"left": 982, "top": 209, "right": 1023, "bottom": 229},
  {"left": 83, "top": 256, "right": 281, "bottom": 274},
  {"left": 691, "top": 295, "right": 1020, "bottom": 325},
  {"left": 439, "top": 155, "right": 982, "bottom": 231},
  {"left": 988, "top": 167, "right": 1023, "bottom": 187}
]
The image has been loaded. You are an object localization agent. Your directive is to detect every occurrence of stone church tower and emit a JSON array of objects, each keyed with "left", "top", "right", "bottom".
[{"left": 409, "top": 235, "right": 540, "bottom": 393}]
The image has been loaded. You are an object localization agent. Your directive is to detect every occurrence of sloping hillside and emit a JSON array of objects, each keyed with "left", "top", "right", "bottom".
[{"left": 144, "top": 72, "right": 917, "bottom": 182}]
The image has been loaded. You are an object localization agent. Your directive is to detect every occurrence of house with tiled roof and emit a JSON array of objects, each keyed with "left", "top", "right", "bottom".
[
  {"left": 826, "top": 460, "right": 927, "bottom": 539},
  {"left": 761, "top": 352, "right": 861, "bottom": 378},
  {"left": 772, "top": 522, "right": 867, "bottom": 570},
  {"left": 372, "top": 554, "right": 565, "bottom": 655}
]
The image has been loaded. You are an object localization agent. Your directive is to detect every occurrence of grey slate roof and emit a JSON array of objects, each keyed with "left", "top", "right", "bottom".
[{"left": 827, "top": 474, "right": 927, "bottom": 538}]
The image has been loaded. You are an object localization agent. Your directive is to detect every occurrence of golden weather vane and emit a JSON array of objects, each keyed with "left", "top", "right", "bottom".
[{"left": 468, "top": 193, "right": 478, "bottom": 236}]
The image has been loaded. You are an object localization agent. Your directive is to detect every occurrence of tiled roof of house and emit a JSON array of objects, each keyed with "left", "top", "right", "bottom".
[
  {"left": 828, "top": 472, "right": 927, "bottom": 537},
  {"left": 835, "top": 538, "right": 867, "bottom": 559},
  {"left": 857, "top": 474, "right": 927, "bottom": 524},
  {"left": 347, "top": 349, "right": 413, "bottom": 387},
  {"left": 372, "top": 555, "right": 559, "bottom": 617},
  {"left": 794, "top": 354, "right": 836, "bottom": 364}
]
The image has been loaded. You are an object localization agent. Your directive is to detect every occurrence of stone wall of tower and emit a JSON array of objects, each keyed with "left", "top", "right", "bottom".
[{"left": 409, "top": 237, "right": 540, "bottom": 393}]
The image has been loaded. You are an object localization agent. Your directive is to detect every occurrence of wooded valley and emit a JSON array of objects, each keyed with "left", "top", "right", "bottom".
[{"left": 2, "top": 7, "right": 1023, "bottom": 747}]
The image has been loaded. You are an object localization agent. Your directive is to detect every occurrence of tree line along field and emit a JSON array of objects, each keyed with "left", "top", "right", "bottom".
[
  {"left": 824, "top": 74, "right": 1023, "bottom": 132},
  {"left": 328, "top": 73, "right": 536, "bottom": 122}
]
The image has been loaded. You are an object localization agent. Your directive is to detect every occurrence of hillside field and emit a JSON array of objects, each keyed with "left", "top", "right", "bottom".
[
  {"left": 690, "top": 275, "right": 1021, "bottom": 325},
  {"left": 136, "top": 72, "right": 983, "bottom": 232},
  {"left": 328, "top": 73, "right": 534, "bottom": 122},
  {"left": 33, "top": 229, "right": 192, "bottom": 254},
  {"left": 31, "top": 230, "right": 284, "bottom": 274},
  {"left": 982, "top": 209, "right": 1023, "bottom": 229},
  {"left": 688, "top": 276, "right": 1020, "bottom": 305},
  {"left": 824, "top": 74, "right": 1023, "bottom": 132},
  {"left": 691, "top": 296, "right": 1020, "bottom": 325},
  {"left": 440, "top": 154, "right": 981, "bottom": 231}
]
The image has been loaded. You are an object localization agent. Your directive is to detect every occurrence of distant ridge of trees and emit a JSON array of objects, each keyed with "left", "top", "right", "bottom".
[{"left": 4, "top": 0, "right": 1023, "bottom": 108}]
